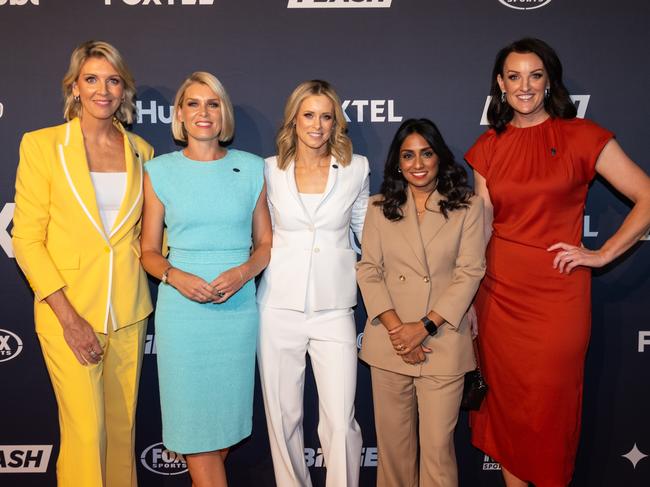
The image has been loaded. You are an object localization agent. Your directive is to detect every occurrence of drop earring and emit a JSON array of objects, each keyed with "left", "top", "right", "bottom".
[{"left": 500, "top": 91, "right": 506, "bottom": 103}]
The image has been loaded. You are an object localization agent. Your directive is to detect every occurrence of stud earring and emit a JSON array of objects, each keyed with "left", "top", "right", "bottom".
[
  {"left": 544, "top": 87, "right": 550, "bottom": 99},
  {"left": 74, "top": 95, "right": 80, "bottom": 103}
]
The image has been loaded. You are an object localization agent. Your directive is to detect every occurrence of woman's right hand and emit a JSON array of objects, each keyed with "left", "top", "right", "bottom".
[
  {"left": 400, "top": 345, "right": 431, "bottom": 365},
  {"left": 61, "top": 314, "right": 103, "bottom": 366},
  {"left": 166, "top": 268, "right": 217, "bottom": 303}
]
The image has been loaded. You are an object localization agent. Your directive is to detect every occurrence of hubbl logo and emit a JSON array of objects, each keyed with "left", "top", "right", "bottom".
[
  {"left": 498, "top": 0, "right": 551, "bottom": 10},
  {"left": 140, "top": 442, "right": 188, "bottom": 475},
  {"left": 0, "top": 329, "right": 23, "bottom": 363}
]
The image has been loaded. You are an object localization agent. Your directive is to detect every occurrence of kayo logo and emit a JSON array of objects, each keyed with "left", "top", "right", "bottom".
[
  {"left": 480, "top": 95, "right": 590, "bottom": 125},
  {"left": 498, "top": 0, "right": 551, "bottom": 10},
  {"left": 288, "top": 0, "right": 392, "bottom": 8},
  {"left": 105, "top": 0, "right": 213, "bottom": 5},
  {"left": 140, "top": 442, "right": 187, "bottom": 475},
  {"left": 0, "top": 445, "right": 52, "bottom": 473},
  {"left": 0, "top": 329, "right": 23, "bottom": 363},
  {"left": 0, "top": 0, "right": 39, "bottom": 5}
]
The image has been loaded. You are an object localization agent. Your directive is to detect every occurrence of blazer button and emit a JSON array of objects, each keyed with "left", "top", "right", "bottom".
[
  {"left": 313, "top": 247, "right": 320, "bottom": 253},
  {"left": 423, "top": 276, "right": 430, "bottom": 283},
  {"left": 399, "top": 275, "right": 406, "bottom": 281}
]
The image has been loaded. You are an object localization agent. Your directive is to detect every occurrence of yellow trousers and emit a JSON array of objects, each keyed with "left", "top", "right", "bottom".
[{"left": 38, "top": 319, "right": 147, "bottom": 487}]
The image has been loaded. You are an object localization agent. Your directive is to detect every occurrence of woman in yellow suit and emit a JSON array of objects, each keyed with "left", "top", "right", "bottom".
[{"left": 12, "top": 41, "right": 154, "bottom": 487}]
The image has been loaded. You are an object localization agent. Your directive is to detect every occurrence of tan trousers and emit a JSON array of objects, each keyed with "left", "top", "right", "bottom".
[
  {"left": 370, "top": 367, "right": 465, "bottom": 487},
  {"left": 37, "top": 319, "right": 147, "bottom": 487}
]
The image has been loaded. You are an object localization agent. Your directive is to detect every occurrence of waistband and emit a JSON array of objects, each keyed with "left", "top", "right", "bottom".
[{"left": 169, "top": 248, "right": 250, "bottom": 264}]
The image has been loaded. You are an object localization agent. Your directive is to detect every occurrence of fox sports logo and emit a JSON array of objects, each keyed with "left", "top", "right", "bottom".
[
  {"left": 498, "top": 0, "right": 551, "bottom": 10},
  {"left": 140, "top": 442, "right": 187, "bottom": 475},
  {"left": 0, "top": 329, "right": 23, "bottom": 363}
]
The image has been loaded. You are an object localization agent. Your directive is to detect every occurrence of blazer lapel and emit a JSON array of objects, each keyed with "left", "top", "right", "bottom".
[
  {"left": 419, "top": 190, "right": 448, "bottom": 249},
  {"left": 395, "top": 190, "right": 428, "bottom": 274},
  {"left": 316, "top": 155, "right": 338, "bottom": 210},
  {"left": 109, "top": 123, "right": 142, "bottom": 240},
  {"left": 58, "top": 118, "right": 107, "bottom": 242},
  {"left": 284, "top": 161, "right": 312, "bottom": 222}
]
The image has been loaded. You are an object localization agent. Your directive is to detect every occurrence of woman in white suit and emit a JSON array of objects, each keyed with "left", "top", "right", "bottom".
[{"left": 257, "top": 79, "right": 368, "bottom": 487}]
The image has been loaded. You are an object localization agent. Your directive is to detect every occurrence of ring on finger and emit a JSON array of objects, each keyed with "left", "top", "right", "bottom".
[{"left": 217, "top": 290, "right": 226, "bottom": 298}]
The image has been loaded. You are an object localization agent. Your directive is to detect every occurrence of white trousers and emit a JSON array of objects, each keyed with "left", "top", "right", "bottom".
[{"left": 258, "top": 307, "right": 363, "bottom": 487}]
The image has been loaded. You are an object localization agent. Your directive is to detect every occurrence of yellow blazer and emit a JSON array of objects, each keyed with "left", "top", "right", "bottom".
[
  {"left": 357, "top": 191, "right": 486, "bottom": 376},
  {"left": 12, "top": 117, "right": 154, "bottom": 335}
]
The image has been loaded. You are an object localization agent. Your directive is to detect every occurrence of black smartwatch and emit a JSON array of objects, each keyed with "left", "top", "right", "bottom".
[{"left": 421, "top": 315, "right": 438, "bottom": 336}]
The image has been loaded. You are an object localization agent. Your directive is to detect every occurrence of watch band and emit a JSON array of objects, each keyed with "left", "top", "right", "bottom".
[{"left": 421, "top": 315, "right": 438, "bottom": 336}]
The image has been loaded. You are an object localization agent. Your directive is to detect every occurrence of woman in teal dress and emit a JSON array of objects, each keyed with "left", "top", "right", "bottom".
[{"left": 140, "top": 71, "right": 272, "bottom": 487}]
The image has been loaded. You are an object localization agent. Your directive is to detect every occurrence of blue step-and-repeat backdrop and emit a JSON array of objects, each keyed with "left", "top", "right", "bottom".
[{"left": 0, "top": 1, "right": 648, "bottom": 486}]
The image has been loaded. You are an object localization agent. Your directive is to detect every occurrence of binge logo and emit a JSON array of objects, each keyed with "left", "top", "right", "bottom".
[
  {"left": 482, "top": 454, "right": 501, "bottom": 470},
  {"left": 0, "top": 329, "right": 23, "bottom": 363},
  {"left": 498, "top": 0, "right": 551, "bottom": 9},
  {"left": 288, "top": 0, "right": 392, "bottom": 8},
  {"left": 0, "top": 203, "right": 14, "bottom": 258},
  {"left": 480, "top": 95, "right": 590, "bottom": 125},
  {"left": 305, "top": 447, "right": 377, "bottom": 467},
  {"left": 0, "top": 445, "right": 52, "bottom": 473},
  {"left": 105, "top": 0, "right": 213, "bottom": 5},
  {"left": 639, "top": 332, "right": 650, "bottom": 353},
  {"left": 136, "top": 100, "right": 173, "bottom": 125},
  {"left": 342, "top": 100, "right": 402, "bottom": 123},
  {"left": 0, "top": 0, "right": 39, "bottom": 5},
  {"left": 144, "top": 334, "right": 157, "bottom": 354},
  {"left": 140, "top": 442, "right": 187, "bottom": 475}
]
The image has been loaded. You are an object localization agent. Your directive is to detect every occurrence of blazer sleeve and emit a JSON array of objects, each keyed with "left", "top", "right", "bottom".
[
  {"left": 356, "top": 203, "right": 394, "bottom": 323},
  {"left": 431, "top": 197, "right": 487, "bottom": 329},
  {"left": 350, "top": 156, "right": 370, "bottom": 242},
  {"left": 12, "top": 133, "right": 66, "bottom": 301}
]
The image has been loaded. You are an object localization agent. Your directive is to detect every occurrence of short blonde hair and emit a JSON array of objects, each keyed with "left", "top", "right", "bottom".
[
  {"left": 276, "top": 80, "right": 352, "bottom": 170},
  {"left": 62, "top": 40, "right": 136, "bottom": 124},
  {"left": 171, "top": 72, "right": 235, "bottom": 143}
]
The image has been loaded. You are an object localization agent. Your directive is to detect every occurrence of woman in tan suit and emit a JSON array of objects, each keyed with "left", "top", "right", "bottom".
[{"left": 357, "top": 118, "right": 486, "bottom": 487}]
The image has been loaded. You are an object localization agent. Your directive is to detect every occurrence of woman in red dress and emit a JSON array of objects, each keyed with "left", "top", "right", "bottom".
[{"left": 466, "top": 38, "right": 650, "bottom": 487}]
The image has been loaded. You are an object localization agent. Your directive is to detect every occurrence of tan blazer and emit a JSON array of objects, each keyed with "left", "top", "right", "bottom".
[
  {"left": 12, "top": 118, "right": 154, "bottom": 335},
  {"left": 357, "top": 191, "right": 486, "bottom": 376}
]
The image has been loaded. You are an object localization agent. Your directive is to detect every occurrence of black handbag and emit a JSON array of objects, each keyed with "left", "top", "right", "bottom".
[
  {"left": 460, "top": 368, "right": 488, "bottom": 411},
  {"left": 460, "top": 339, "right": 488, "bottom": 411}
]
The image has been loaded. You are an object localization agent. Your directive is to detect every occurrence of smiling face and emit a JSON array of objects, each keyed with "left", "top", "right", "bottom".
[
  {"left": 294, "top": 94, "right": 334, "bottom": 155},
  {"left": 398, "top": 132, "right": 439, "bottom": 193},
  {"left": 176, "top": 82, "right": 223, "bottom": 142},
  {"left": 497, "top": 51, "right": 550, "bottom": 126},
  {"left": 72, "top": 56, "right": 124, "bottom": 122}
]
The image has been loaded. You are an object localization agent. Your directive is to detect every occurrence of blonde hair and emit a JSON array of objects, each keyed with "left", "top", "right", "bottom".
[
  {"left": 171, "top": 72, "right": 235, "bottom": 143},
  {"left": 62, "top": 40, "right": 136, "bottom": 124},
  {"left": 276, "top": 80, "right": 352, "bottom": 170}
]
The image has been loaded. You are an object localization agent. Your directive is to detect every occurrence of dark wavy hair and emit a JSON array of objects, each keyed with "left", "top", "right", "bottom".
[
  {"left": 375, "top": 118, "right": 472, "bottom": 221},
  {"left": 487, "top": 38, "right": 577, "bottom": 134}
]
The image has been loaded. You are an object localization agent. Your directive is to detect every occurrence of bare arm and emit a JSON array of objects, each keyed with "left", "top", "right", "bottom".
[
  {"left": 140, "top": 172, "right": 215, "bottom": 302},
  {"left": 550, "top": 140, "right": 650, "bottom": 273},
  {"left": 473, "top": 170, "right": 494, "bottom": 244}
]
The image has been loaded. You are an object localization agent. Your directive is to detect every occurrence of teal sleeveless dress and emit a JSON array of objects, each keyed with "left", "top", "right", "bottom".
[{"left": 145, "top": 149, "right": 263, "bottom": 453}]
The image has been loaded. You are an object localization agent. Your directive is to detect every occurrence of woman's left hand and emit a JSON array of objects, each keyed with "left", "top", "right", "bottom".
[
  {"left": 209, "top": 266, "right": 246, "bottom": 303},
  {"left": 547, "top": 242, "right": 610, "bottom": 274},
  {"left": 389, "top": 322, "right": 429, "bottom": 355}
]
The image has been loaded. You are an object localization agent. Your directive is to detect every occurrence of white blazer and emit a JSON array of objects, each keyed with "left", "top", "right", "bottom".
[{"left": 257, "top": 154, "right": 370, "bottom": 312}]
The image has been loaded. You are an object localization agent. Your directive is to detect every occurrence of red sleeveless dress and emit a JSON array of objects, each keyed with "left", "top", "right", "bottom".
[{"left": 465, "top": 117, "right": 613, "bottom": 487}]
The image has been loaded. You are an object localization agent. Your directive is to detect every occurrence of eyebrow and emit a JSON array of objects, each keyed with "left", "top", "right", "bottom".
[
  {"left": 505, "top": 68, "right": 544, "bottom": 73},
  {"left": 185, "top": 97, "right": 220, "bottom": 102}
]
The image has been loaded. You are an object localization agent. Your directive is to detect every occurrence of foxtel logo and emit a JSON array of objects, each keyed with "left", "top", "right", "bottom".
[
  {"left": 104, "top": 0, "right": 213, "bottom": 5},
  {"left": 288, "top": 0, "right": 391, "bottom": 8},
  {"left": 480, "top": 95, "right": 590, "bottom": 125}
]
